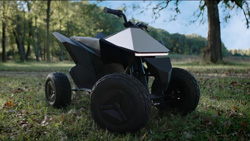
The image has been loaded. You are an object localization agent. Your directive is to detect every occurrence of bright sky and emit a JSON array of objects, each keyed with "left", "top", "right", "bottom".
[{"left": 93, "top": 1, "right": 250, "bottom": 50}]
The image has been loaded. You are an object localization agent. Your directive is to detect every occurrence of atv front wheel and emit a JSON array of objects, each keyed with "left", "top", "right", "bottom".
[
  {"left": 91, "top": 73, "right": 151, "bottom": 133},
  {"left": 152, "top": 68, "right": 200, "bottom": 115},
  {"left": 45, "top": 72, "right": 71, "bottom": 108}
]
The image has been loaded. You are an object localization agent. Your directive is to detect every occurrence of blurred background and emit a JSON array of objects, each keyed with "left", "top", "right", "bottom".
[{"left": 0, "top": 0, "right": 249, "bottom": 63}]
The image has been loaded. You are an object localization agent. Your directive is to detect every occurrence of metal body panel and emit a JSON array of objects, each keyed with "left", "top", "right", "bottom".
[{"left": 105, "top": 28, "right": 169, "bottom": 54}]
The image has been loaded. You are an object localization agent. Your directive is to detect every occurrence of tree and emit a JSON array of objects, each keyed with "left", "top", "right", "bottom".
[
  {"left": 32, "top": 1, "right": 46, "bottom": 61},
  {"left": 12, "top": 2, "right": 26, "bottom": 62},
  {"left": 2, "top": 1, "right": 227, "bottom": 61},
  {"left": 46, "top": 0, "right": 51, "bottom": 62},
  {"left": 1, "top": 1, "right": 7, "bottom": 62},
  {"left": 52, "top": 1, "right": 70, "bottom": 61},
  {"left": 202, "top": 0, "right": 222, "bottom": 62},
  {"left": 26, "top": 1, "right": 40, "bottom": 61},
  {"left": 150, "top": 0, "right": 250, "bottom": 63}
]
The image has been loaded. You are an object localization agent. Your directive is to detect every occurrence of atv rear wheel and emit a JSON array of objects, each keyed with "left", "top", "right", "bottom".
[
  {"left": 91, "top": 73, "right": 151, "bottom": 133},
  {"left": 45, "top": 72, "right": 71, "bottom": 108},
  {"left": 152, "top": 68, "right": 200, "bottom": 115}
]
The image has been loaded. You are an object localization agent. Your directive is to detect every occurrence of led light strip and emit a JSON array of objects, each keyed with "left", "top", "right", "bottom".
[{"left": 135, "top": 52, "right": 169, "bottom": 57}]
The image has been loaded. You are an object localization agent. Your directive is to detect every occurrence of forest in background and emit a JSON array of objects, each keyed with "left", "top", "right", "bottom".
[{"left": 0, "top": 1, "right": 249, "bottom": 62}]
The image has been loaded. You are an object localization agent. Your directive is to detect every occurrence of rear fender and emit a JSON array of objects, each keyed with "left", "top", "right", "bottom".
[
  {"left": 53, "top": 32, "right": 100, "bottom": 88},
  {"left": 53, "top": 32, "right": 100, "bottom": 64}
]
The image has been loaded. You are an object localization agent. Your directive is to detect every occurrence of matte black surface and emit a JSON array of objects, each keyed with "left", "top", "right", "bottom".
[
  {"left": 144, "top": 57, "right": 172, "bottom": 92},
  {"left": 53, "top": 32, "right": 172, "bottom": 92},
  {"left": 100, "top": 38, "right": 135, "bottom": 68},
  {"left": 53, "top": 32, "right": 99, "bottom": 88},
  {"left": 53, "top": 32, "right": 128, "bottom": 89},
  {"left": 91, "top": 73, "right": 151, "bottom": 133},
  {"left": 45, "top": 72, "right": 71, "bottom": 108}
]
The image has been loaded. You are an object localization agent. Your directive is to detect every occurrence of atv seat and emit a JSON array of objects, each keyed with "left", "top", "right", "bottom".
[{"left": 71, "top": 36, "right": 100, "bottom": 51}]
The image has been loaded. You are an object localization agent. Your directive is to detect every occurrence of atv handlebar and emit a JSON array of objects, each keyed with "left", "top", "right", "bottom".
[
  {"left": 104, "top": 7, "right": 148, "bottom": 31},
  {"left": 104, "top": 7, "right": 122, "bottom": 17},
  {"left": 104, "top": 7, "right": 128, "bottom": 24}
]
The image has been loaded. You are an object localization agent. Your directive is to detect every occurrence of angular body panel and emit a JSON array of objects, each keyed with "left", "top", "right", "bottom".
[
  {"left": 144, "top": 57, "right": 172, "bottom": 91},
  {"left": 105, "top": 28, "right": 169, "bottom": 56}
]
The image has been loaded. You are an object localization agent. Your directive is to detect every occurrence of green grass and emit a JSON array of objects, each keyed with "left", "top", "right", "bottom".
[
  {"left": 0, "top": 61, "right": 74, "bottom": 72},
  {"left": 0, "top": 59, "right": 249, "bottom": 140},
  {"left": 1, "top": 59, "right": 249, "bottom": 75},
  {"left": 173, "top": 62, "right": 250, "bottom": 75}
]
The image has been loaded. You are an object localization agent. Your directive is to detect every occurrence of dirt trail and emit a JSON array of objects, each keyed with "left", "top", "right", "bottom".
[
  {"left": 193, "top": 73, "right": 250, "bottom": 78},
  {"left": 0, "top": 71, "right": 249, "bottom": 78},
  {"left": 0, "top": 71, "right": 51, "bottom": 77}
]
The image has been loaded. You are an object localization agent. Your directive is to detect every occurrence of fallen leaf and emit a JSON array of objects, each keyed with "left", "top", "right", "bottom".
[
  {"left": 223, "top": 120, "right": 232, "bottom": 128},
  {"left": 3, "top": 101, "right": 15, "bottom": 108},
  {"left": 68, "top": 109, "right": 74, "bottom": 114},
  {"left": 226, "top": 109, "right": 237, "bottom": 117},
  {"left": 232, "top": 106, "right": 239, "bottom": 111},
  {"left": 246, "top": 133, "right": 250, "bottom": 138},
  {"left": 230, "top": 81, "right": 237, "bottom": 86},
  {"left": 192, "top": 115, "right": 199, "bottom": 119},
  {"left": 7, "top": 101, "right": 15, "bottom": 106},
  {"left": 217, "top": 110, "right": 222, "bottom": 116},
  {"left": 240, "top": 122, "right": 247, "bottom": 127},
  {"left": 80, "top": 107, "right": 86, "bottom": 112},
  {"left": 40, "top": 115, "right": 49, "bottom": 127},
  {"left": 208, "top": 136, "right": 216, "bottom": 141},
  {"left": 8, "top": 109, "right": 16, "bottom": 113},
  {"left": 238, "top": 112, "right": 244, "bottom": 116},
  {"left": 68, "top": 118, "right": 74, "bottom": 124},
  {"left": 12, "top": 87, "right": 24, "bottom": 94},
  {"left": 204, "top": 118, "right": 214, "bottom": 126},
  {"left": 22, "top": 124, "right": 28, "bottom": 128},
  {"left": 237, "top": 128, "right": 243, "bottom": 135},
  {"left": 61, "top": 115, "right": 66, "bottom": 121},
  {"left": 183, "top": 132, "right": 192, "bottom": 139}
]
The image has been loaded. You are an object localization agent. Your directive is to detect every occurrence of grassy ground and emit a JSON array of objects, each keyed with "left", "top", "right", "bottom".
[
  {"left": 0, "top": 61, "right": 74, "bottom": 72},
  {"left": 0, "top": 58, "right": 249, "bottom": 140}
]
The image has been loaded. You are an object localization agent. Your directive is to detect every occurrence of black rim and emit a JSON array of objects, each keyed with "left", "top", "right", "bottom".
[
  {"left": 163, "top": 81, "right": 186, "bottom": 108},
  {"left": 98, "top": 88, "right": 133, "bottom": 125},
  {"left": 46, "top": 81, "right": 56, "bottom": 104}
]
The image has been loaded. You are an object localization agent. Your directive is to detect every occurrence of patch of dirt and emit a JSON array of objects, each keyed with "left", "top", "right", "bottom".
[
  {"left": 0, "top": 71, "right": 249, "bottom": 78},
  {"left": 194, "top": 73, "right": 250, "bottom": 78},
  {"left": 0, "top": 71, "right": 51, "bottom": 77}
]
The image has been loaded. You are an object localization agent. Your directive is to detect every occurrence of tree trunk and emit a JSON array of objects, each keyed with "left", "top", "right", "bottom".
[
  {"left": 44, "top": 41, "right": 46, "bottom": 61},
  {"left": 22, "top": 11, "right": 26, "bottom": 62},
  {"left": 25, "top": 43, "right": 30, "bottom": 60},
  {"left": 26, "top": 2, "right": 39, "bottom": 61},
  {"left": 2, "top": 16, "right": 6, "bottom": 62},
  {"left": 25, "top": 21, "right": 31, "bottom": 61},
  {"left": 35, "top": 16, "right": 41, "bottom": 61},
  {"left": 15, "top": 14, "right": 25, "bottom": 62},
  {"left": 46, "top": 0, "right": 51, "bottom": 62},
  {"left": 2, "top": 2, "right": 6, "bottom": 62},
  {"left": 30, "top": 20, "right": 39, "bottom": 61},
  {"left": 202, "top": 0, "right": 222, "bottom": 63},
  {"left": 59, "top": 19, "right": 64, "bottom": 61},
  {"left": 25, "top": 15, "right": 31, "bottom": 61}
]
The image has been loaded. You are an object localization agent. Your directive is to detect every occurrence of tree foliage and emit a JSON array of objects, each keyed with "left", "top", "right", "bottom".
[
  {"left": 146, "top": 0, "right": 250, "bottom": 63},
  {"left": 0, "top": 1, "right": 236, "bottom": 62}
]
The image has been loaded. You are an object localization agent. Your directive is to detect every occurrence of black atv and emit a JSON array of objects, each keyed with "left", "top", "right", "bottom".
[{"left": 45, "top": 7, "right": 200, "bottom": 133}]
